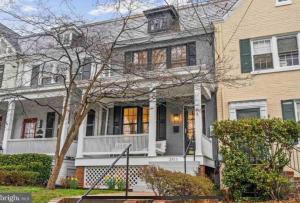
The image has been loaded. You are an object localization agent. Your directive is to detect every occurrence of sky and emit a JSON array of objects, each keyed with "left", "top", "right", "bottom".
[{"left": 0, "top": 0, "right": 193, "bottom": 27}]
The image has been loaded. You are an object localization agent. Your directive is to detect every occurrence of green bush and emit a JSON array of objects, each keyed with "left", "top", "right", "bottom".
[
  {"left": 141, "top": 166, "right": 215, "bottom": 196},
  {"left": 0, "top": 170, "right": 39, "bottom": 186},
  {"left": 0, "top": 154, "right": 52, "bottom": 184},
  {"left": 214, "top": 118, "right": 300, "bottom": 201}
]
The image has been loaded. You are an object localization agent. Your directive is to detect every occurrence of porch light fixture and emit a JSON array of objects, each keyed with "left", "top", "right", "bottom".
[{"left": 171, "top": 113, "right": 181, "bottom": 125}]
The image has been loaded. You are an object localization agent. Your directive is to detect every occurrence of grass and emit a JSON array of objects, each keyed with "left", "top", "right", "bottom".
[{"left": 0, "top": 186, "right": 117, "bottom": 203}]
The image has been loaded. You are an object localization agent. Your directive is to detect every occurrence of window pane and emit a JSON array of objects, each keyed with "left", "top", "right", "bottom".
[
  {"left": 171, "top": 45, "right": 187, "bottom": 68},
  {"left": 254, "top": 54, "right": 273, "bottom": 70},
  {"left": 278, "top": 36, "right": 298, "bottom": 53},
  {"left": 253, "top": 39, "right": 272, "bottom": 55},
  {"left": 133, "top": 51, "right": 147, "bottom": 69},
  {"left": 152, "top": 49, "right": 167, "bottom": 69},
  {"left": 278, "top": 36, "right": 299, "bottom": 67},
  {"left": 42, "top": 77, "right": 52, "bottom": 85},
  {"left": 123, "top": 107, "right": 138, "bottom": 135},
  {"left": 236, "top": 108, "right": 261, "bottom": 120},
  {"left": 86, "top": 110, "right": 95, "bottom": 136},
  {"left": 296, "top": 101, "right": 300, "bottom": 122},
  {"left": 142, "top": 107, "right": 149, "bottom": 133}
]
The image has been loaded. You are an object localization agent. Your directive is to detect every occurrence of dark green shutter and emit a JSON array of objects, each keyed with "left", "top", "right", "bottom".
[
  {"left": 282, "top": 100, "right": 296, "bottom": 121},
  {"left": 113, "top": 106, "right": 123, "bottom": 134},
  {"left": 124, "top": 52, "right": 133, "bottom": 74},
  {"left": 166, "top": 47, "right": 172, "bottom": 69},
  {"left": 240, "top": 39, "right": 252, "bottom": 73},
  {"left": 187, "top": 42, "right": 196, "bottom": 66},
  {"left": 137, "top": 107, "right": 143, "bottom": 133},
  {"left": 147, "top": 49, "right": 152, "bottom": 70},
  {"left": 157, "top": 103, "right": 166, "bottom": 141}
]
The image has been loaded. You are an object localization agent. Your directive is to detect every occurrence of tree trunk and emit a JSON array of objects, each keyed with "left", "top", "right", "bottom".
[{"left": 47, "top": 154, "right": 65, "bottom": 189}]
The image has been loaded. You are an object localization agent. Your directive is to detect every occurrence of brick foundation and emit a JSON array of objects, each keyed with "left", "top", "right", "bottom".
[
  {"left": 198, "top": 165, "right": 206, "bottom": 176},
  {"left": 75, "top": 166, "right": 84, "bottom": 188}
]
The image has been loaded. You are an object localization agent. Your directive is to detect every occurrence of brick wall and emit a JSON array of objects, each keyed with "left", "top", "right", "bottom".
[{"left": 75, "top": 166, "right": 84, "bottom": 188}]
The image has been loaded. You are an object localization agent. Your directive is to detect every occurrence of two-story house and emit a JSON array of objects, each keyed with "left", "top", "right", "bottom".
[
  {"left": 214, "top": 0, "right": 300, "bottom": 175},
  {"left": 0, "top": 1, "right": 237, "bottom": 187}
]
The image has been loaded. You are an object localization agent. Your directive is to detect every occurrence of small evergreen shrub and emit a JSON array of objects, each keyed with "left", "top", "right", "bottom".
[{"left": 141, "top": 166, "right": 215, "bottom": 196}]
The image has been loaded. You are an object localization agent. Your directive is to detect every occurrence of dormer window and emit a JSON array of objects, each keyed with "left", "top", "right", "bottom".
[
  {"left": 149, "top": 17, "right": 168, "bottom": 32},
  {"left": 62, "top": 32, "right": 72, "bottom": 45},
  {"left": 144, "top": 5, "right": 179, "bottom": 34}
]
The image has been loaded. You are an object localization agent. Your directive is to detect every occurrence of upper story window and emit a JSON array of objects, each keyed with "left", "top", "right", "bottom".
[
  {"left": 72, "top": 58, "right": 92, "bottom": 80},
  {"left": 240, "top": 33, "right": 300, "bottom": 73},
  {"left": 133, "top": 51, "right": 148, "bottom": 69},
  {"left": 152, "top": 48, "right": 167, "bottom": 69},
  {"left": 125, "top": 42, "right": 196, "bottom": 73},
  {"left": 171, "top": 45, "right": 187, "bottom": 68},
  {"left": 252, "top": 39, "right": 273, "bottom": 70},
  {"left": 62, "top": 32, "right": 72, "bottom": 45},
  {"left": 276, "top": 0, "right": 292, "bottom": 6},
  {"left": 277, "top": 36, "right": 299, "bottom": 67}
]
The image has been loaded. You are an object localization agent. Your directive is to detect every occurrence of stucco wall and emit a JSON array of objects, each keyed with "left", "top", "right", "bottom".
[{"left": 214, "top": 0, "right": 300, "bottom": 120}]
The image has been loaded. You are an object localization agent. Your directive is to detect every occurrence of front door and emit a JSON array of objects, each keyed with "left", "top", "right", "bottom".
[
  {"left": 184, "top": 106, "right": 195, "bottom": 155},
  {"left": 22, "top": 118, "right": 37, "bottom": 138}
]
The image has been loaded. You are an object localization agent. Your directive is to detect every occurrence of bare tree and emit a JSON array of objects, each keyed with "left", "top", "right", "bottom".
[{"left": 0, "top": 0, "right": 245, "bottom": 189}]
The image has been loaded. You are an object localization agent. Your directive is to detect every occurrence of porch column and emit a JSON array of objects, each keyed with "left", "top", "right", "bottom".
[
  {"left": 2, "top": 100, "right": 16, "bottom": 154},
  {"left": 148, "top": 90, "right": 157, "bottom": 157},
  {"left": 194, "top": 83, "right": 203, "bottom": 156},
  {"left": 76, "top": 115, "right": 87, "bottom": 158}
]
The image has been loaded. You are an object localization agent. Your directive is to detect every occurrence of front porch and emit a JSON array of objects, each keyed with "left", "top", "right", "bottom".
[{"left": 76, "top": 83, "right": 216, "bottom": 163}]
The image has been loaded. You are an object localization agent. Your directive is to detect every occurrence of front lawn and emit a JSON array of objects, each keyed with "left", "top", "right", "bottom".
[{"left": 0, "top": 186, "right": 117, "bottom": 203}]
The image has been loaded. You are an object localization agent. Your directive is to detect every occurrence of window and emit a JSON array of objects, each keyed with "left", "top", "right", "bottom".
[
  {"left": 276, "top": 0, "right": 292, "bottom": 6},
  {"left": 282, "top": 100, "right": 300, "bottom": 122},
  {"left": 41, "top": 77, "right": 52, "bottom": 85},
  {"left": 0, "top": 65, "right": 4, "bottom": 88},
  {"left": 86, "top": 109, "right": 96, "bottom": 136},
  {"left": 171, "top": 45, "right": 187, "bottom": 68},
  {"left": 31, "top": 65, "right": 40, "bottom": 87},
  {"left": 72, "top": 58, "right": 92, "bottom": 80},
  {"left": 133, "top": 51, "right": 148, "bottom": 69},
  {"left": 142, "top": 107, "right": 149, "bottom": 133},
  {"left": 45, "top": 112, "right": 55, "bottom": 138},
  {"left": 278, "top": 36, "right": 299, "bottom": 67},
  {"left": 149, "top": 17, "right": 168, "bottom": 32},
  {"left": 0, "top": 38, "right": 13, "bottom": 56},
  {"left": 22, "top": 118, "right": 37, "bottom": 138},
  {"left": 252, "top": 39, "right": 273, "bottom": 70},
  {"left": 152, "top": 48, "right": 167, "bottom": 69},
  {"left": 123, "top": 107, "right": 138, "bottom": 135},
  {"left": 236, "top": 108, "right": 261, "bottom": 120},
  {"left": 62, "top": 33, "right": 72, "bottom": 45}
]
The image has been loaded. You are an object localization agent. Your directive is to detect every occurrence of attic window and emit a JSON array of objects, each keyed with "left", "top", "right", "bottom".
[{"left": 149, "top": 17, "right": 168, "bottom": 32}]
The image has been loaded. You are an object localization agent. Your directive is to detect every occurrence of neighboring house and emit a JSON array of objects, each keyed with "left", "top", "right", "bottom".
[
  {"left": 214, "top": 0, "right": 300, "bottom": 174},
  {"left": 0, "top": 2, "right": 236, "bottom": 187}
]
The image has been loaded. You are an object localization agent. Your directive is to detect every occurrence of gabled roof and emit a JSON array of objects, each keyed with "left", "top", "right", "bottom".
[{"left": 3, "top": 1, "right": 239, "bottom": 54}]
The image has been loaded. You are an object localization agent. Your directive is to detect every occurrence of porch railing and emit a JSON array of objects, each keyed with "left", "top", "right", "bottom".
[
  {"left": 6, "top": 138, "right": 77, "bottom": 157},
  {"left": 82, "top": 134, "right": 148, "bottom": 155}
]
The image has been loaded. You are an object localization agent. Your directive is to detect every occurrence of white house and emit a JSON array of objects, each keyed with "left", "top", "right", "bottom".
[{"left": 0, "top": 2, "right": 237, "bottom": 187}]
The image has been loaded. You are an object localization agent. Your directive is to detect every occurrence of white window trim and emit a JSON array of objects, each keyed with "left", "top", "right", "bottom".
[
  {"left": 251, "top": 33, "right": 300, "bottom": 74},
  {"left": 229, "top": 100, "right": 268, "bottom": 120},
  {"left": 276, "top": 0, "right": 292, "bottom": 7},
  {"left": 0, "top": 37, "right": 16, "bottom": 57}
]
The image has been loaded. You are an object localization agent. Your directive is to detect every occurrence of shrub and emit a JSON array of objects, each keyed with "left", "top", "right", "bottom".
[
  {"left": 116, "top": 177, "right": 126, "bottom": 191},
  {"left": 0, "top": 154, "right": 52, "bottom": 184},
  {"left": 104, "top": 176, "right": 117, "bottom": 190},
  {"left": 141, "top": 166, "right": 215, "bottom": 196},
  {"left": 214, "top": 118, "right": 300, "bottom": 201},
  {"left": 0, "top": 170, "right": 39, "bottom": 186}
]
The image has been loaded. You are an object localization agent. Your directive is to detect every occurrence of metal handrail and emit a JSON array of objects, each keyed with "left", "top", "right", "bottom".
[
  {"left": 76, "top": 144, "right": 132, "bottom": 203},
  {"left": 184, "top": 139, "right": 195, "bottom": 174}
]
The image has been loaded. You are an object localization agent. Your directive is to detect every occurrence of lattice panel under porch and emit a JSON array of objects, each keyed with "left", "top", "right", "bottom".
[{"left": 84, "top": 166, "right": 142, "bottom": 188}]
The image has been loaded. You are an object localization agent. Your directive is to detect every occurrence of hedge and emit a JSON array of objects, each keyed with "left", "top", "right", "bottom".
[
  {"left": 141, "top": 166, "right": 215, "bottom": 196},
  {"left": 0, "top": 154, "right": 52, "bottom": 184},
  {"left": 0, "top": 170, "right": 39, "bottom": 186}
]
